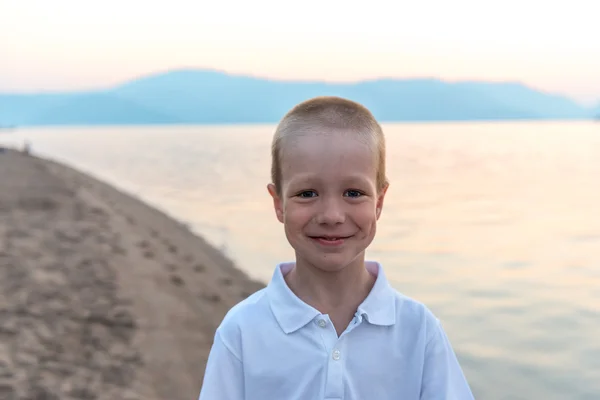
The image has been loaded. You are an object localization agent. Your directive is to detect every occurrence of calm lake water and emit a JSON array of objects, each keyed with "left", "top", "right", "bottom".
[{"left": 3, "top": 122, "right": 600, "bottom": 399}]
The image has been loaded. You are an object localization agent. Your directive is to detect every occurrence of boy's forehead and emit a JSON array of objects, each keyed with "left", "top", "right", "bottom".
[
  {"left": 279, "top": 131, "right": 377, "bottom": 180},
  {"left": 282, "top": 135, "right": 373, "bottom": 164},
  {"left": 281, "top": 128, "right": 373, "bottom": 154}
]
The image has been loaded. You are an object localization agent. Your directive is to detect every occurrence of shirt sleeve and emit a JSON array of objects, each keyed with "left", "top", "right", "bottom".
[
  {"left": 420, "top": 320, "right": 474, "bottom": 400},
  {"left": 198, "top": 329, "right": 244, "bottom": 400}
]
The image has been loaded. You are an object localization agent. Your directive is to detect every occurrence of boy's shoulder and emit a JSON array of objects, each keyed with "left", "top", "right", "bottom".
[
  {"left": 389, "top": 287, "right": 442, "bottom": 332},
  {"left": 214, "top": 287, "right": 271, "bottom": 335}
]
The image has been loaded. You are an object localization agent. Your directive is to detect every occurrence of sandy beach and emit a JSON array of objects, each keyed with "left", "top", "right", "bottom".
[{"left": 0, "top": 148, "right": 265, "bottom": 400}]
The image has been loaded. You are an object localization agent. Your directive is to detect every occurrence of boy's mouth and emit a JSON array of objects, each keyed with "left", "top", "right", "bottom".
[{"left": 308, "top": 235, "right": 352, "bottom": 246}]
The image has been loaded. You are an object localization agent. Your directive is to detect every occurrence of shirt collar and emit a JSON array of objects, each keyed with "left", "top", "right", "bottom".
[
  {"left": 267, "top": 262, "right": 321, "bottom": 334},
  {"left": 267, "top": 261, "right": 397, "bottom": 334},
  {"left": 355, "top": 261, "right": 397, "bottom": 326}
]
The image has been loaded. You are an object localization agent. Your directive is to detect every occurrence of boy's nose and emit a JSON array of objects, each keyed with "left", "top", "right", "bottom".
[{"left": 315, "top": 198, "right": 345, "bottom": 225}]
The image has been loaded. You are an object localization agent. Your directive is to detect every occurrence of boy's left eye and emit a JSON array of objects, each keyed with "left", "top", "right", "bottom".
[
  {"left": 297, "top": 190, "right": 318, "bottom": 198},
  {"left": 344, "top": 190, "right": 363, "bottom": 198}
]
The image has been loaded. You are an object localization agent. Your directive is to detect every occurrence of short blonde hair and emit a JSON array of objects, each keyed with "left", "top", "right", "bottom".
[{"left": 271, "top": 96, "right": 388, "bottom": 195}]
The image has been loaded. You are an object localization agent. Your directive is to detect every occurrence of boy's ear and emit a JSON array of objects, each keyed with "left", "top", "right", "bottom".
[
  {"left": 375, "top": 182, "right": 389, "bottom": 220},
  {"left": 267, "top": 183, "right": 284, "bottom": 223}
]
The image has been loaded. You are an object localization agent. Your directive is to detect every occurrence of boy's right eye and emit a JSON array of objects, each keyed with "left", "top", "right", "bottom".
[{"left": 296, "top": 190, "right": 318, "bottom": 198}]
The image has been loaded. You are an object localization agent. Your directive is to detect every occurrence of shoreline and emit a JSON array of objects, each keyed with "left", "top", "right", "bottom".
[{"left": 0, "top": 148, "right": 265, "bottom": 399}]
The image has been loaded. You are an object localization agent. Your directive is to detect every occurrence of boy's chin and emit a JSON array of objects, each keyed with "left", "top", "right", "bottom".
[{"left": 297, "top": 252, "right": 365, "bottom": 273}]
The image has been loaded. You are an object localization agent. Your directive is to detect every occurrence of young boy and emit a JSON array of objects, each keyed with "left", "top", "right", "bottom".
[{"left": 198, "top": 96, "right": 474, "bottom": 399}]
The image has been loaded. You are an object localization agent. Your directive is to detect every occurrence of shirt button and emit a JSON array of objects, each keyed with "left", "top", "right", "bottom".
[
  {"left": 332, "top": 349, "right": 341, "bottom": 361},
  {"left": 317, "top": 319, "right": 327, "bottom": 328}
]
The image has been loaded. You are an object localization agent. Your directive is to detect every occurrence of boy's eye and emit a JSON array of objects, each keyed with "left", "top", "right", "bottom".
[
  {"left": 297, "top": 190, "right": 318, "bottom": 198},
  {"left": 344, "top": 190, "right": 363, "bottom": 198}
]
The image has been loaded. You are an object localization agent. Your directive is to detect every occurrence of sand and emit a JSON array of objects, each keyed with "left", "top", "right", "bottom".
[{"left": 0, "top": 148, "right": 265, "bottom": 400}]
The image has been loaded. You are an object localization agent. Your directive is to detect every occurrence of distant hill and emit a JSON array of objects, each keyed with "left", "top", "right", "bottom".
[
  {"left": 593, "top": 102, "right": 600, "bottom": 120},
  {"left": 27, "top": 93, "right": 180, "bottom": 125},
  {"left": 0, "top": 69, "right": 597, "bottom": 126},
  {"left": 0, "top": 93, "right": 76, "bottom": 126}
]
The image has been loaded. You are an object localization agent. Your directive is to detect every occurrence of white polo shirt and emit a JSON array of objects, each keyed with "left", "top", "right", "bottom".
[{"left": 198, "top": 261, "right": 474, "bottom": 400}]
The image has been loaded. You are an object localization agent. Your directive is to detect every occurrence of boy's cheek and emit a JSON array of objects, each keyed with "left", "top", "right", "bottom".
[{"left": 283, "top": 206, "right": 307, "bottom": 221}]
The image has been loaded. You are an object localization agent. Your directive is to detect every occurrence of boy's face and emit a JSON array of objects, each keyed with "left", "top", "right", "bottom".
[{"left": 268, "top": 130, "right": 388, "bottom": 273}]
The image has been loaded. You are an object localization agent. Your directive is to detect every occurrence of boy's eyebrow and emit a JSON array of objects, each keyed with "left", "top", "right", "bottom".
[
  {"left": 285, "top": 174, "right": 319, "bottom": 187},
  {"left": 340, "top": 175, "right": 373, "bottom": 186}
]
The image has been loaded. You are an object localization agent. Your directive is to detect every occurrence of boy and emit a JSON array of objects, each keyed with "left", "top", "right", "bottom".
[{"left": 198, "top": 97, "right": 474, "bottom": 399}]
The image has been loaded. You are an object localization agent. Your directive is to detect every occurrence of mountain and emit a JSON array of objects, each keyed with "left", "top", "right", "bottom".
[
  {"left": 593, "top": 102, "right": 600, "bottom": 119},
  {"left": 27, "top": 93, "right": 179, "bottom": 125},
  {"left": 0, "top": 93, "right": 77, "bottom": 126},
  {"left": 0, "top": 92, "right": 179, "bottom": 126},
  {"left": 450, "top": 81, "right": 590, "bottom": 119},
  {"left": 0, "top": 69, "right": 596, "bottom": 126}
]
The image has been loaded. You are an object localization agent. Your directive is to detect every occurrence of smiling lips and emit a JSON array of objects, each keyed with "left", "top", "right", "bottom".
[{"left": 309, "top": 235, "right": 353, "bottom": 246}]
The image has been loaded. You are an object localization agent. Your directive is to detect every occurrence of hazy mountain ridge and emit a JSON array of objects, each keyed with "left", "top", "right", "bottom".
[
  {"left": 0, "top": 69, "right": 597, "bottom": 126},
  {"left": 593, "top": 102, "right": 600, "bottom": 118},
  {"left": 27, "top": 93, "right": 181, "bottom": 125}
]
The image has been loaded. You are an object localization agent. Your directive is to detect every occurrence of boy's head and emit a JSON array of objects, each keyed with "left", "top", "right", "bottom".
[{"left": 267, "top": 96, "right": 389, "bottom": 273}]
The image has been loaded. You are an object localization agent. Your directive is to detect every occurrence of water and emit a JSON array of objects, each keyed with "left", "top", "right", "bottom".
[{"left": 3, "top": 122, "right": 599, "bottom": 399}]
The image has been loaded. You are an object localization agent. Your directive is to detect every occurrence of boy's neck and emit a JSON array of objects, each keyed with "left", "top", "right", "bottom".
[{"left": 284, "top": 256, "right": 375, "bottom": 322}]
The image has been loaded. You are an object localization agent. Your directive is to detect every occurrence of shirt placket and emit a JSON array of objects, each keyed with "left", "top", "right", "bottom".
[{"left": 315, "top": 314, "right": 363, "bottom": 400}]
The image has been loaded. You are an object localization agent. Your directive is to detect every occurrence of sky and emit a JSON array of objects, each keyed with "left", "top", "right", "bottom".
[{"left": 1, "top": 0, "right": 599, "bottom": 105}]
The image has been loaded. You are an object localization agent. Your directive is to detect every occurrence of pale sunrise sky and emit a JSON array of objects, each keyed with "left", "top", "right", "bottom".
[{"left": 1, "top": 0, "right": 599, "bottom": 105}]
